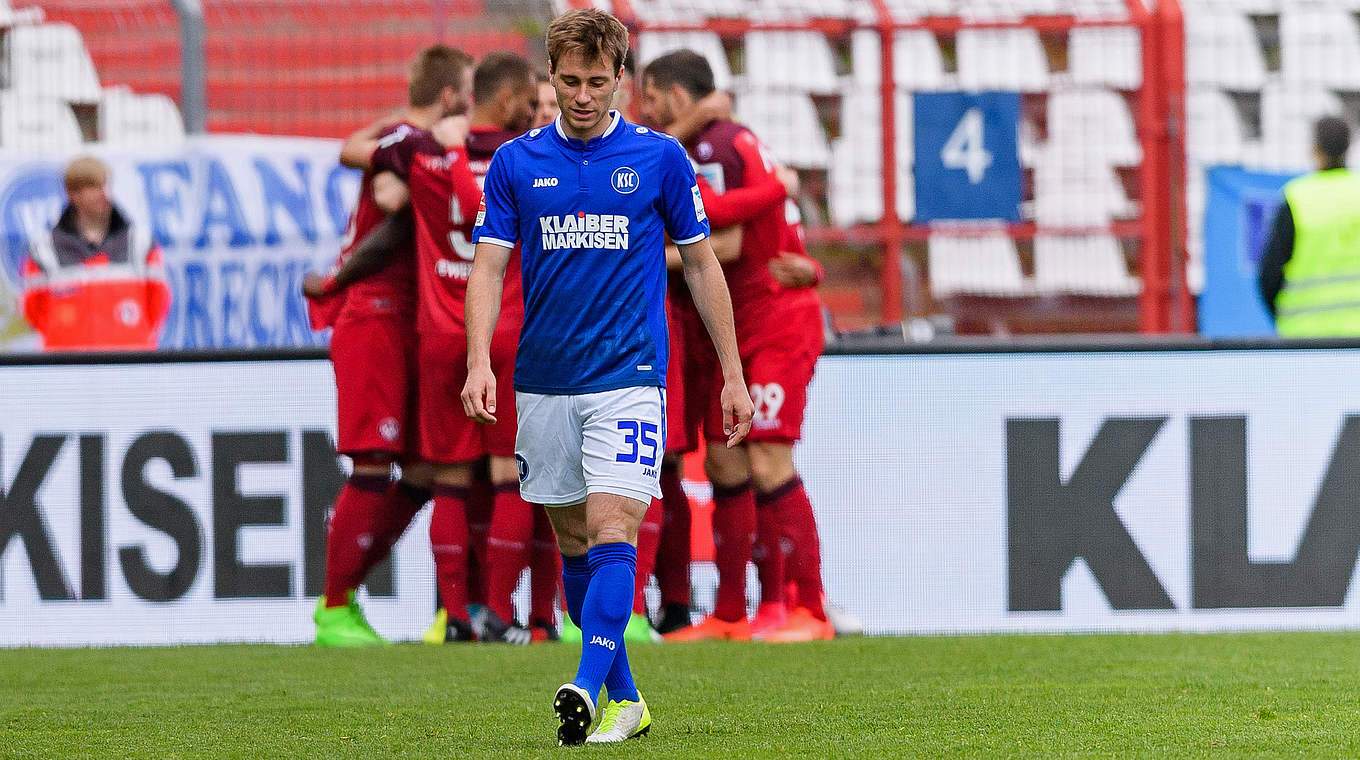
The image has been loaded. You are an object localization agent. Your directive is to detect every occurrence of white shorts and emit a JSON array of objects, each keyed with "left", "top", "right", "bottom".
[{"left": 514, "top": 386, "right": 665, "bottom": 507}]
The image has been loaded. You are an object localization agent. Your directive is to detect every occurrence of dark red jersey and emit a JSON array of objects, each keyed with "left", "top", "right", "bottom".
[
  {"left": 408, "top": 147, "right": 486, "bottom": 334},
  {"left": 336, "top": 121, "right": 442, "bottom": 320},
  {"left": 466, "top": 125, "right": 525, "bottom": 325}
]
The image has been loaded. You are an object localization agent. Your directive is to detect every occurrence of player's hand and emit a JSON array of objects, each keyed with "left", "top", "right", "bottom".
[
  {"left": 720, "top": 377, "right": 754, "bottom": 448},
  {"left": 769, "top": 253, "right": 818, "bottom": 289},
  {"left": 301, "top": 272, "right": 330, "bottom": 300},
  {"left": 461, "top": 363, "right": 498, "bottom": 424},
  {"left": 775, "top": 166, "right": 800, "bottom": 198},
  {"left": 432, "top": 115, "right": 469, "bottom": 148},
  {"left": 696, "top": 90, "right": 733, "bottom": 124}
]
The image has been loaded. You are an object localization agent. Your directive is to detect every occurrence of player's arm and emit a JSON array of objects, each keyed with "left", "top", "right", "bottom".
[
  {"left": 339, "top": 108, "right": 404, "bottom": 169},
  {"left": 667, "top": 90, "right": 733, "bottom": 143},
  {"left": 768, "top": 252, "right": 824, "bottom": 289},
  {"left": 665, "top": 224, "right": 742, "bottom": 269},
  {"left": 371, "top": 171, "right": 410, "bottom": 214},
  {"left": 461, "top": 241, "right": 512, "bottom": 424},
  {"left": 678, "top": 238, "right": 753, "bottom": 447},
  {"left": 301, "top": 209, "right": 413, "bottom": 298},
  {"left": 697, "top": 167, "right": 796, "bottom": 229}
]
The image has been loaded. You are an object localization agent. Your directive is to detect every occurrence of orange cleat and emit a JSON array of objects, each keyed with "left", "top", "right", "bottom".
[
  {"left": 662, "top": 614, "right": 752, "bottom": 642},
  {"left": 762, "top": 607, "right": 835, "bottom": 643},
  {"left": 750, "top": 602, "right": 789, "bottom": 640}
]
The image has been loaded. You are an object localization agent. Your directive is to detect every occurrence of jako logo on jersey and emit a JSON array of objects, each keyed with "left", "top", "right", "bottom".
[
  {"left": 532, "top": 177, "right": 559, "bottom": 188},
  {"left": 539, "top": 213, "right": 630, "bottom": 251},
  {"left": 611, "top": 166, "right": 639, "bottom": 194},
  {"left": 588, "top": 635, "right": 617, "bottom": 651}
]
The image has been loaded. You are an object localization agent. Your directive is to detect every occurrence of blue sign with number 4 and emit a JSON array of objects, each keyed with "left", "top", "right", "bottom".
[{"left": 913, "top": 92, "right": 1022, "bottom": 222}]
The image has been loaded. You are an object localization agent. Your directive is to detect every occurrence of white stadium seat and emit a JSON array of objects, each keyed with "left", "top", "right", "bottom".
[
  {"left": 850, "top": 29, "right": 950, "bottom": 91},
  {"left": 956, "top": 28, "right": 1049, "bottom": 92},
  {"left": 743, "top": 31, "right": 839, "bottom": 93},
  {"left": 1046, "top": 88, "right": 1141, "bottom": 166},
  {"left": 1187, "top": 88, "right": 1246, "bottom": 165},
  {"left": 928, "top": 232, "right": 1030, "bottom": 298},
  {"left": 1280, "top": 8, "right": 1360, "bottom": 88},
  {"left": 1032, "top": 144, "right": 1135, "bottom": 226},
  {"left": 749, "top": 0, "right": 866, "bottom": 21},
  {"left": 0, "top": 92, "right": 83, "bottom": 152},
  {"left": 636, "top": 31, "right": 732, "bottom": 90},
  {"left": 1068, "top": 26, "right": 1142, "bottom": 90},
  {"left": 6, "top": 22, "right": 101, "bottom": 103},
  {"left": 881, "top": 0, "right": 954, "bottom": 23},
  {"left": 829, "top": 88, "right": 914, "bottom": 225},
  {"left": 98, "top": 87, "right": 185, "bottom": 149},
  {"left": 1034, "top": 234, "right": 1139, "bottom": 296},
  {"left": 1184, "top": 10, "right": 1267, "bottom": 90},
  {"left": 1253, "top": 81, "right": 1343, "bottom": 170},
  {"left": 733, "top": 88, "right": 830, "bottom": 169}
]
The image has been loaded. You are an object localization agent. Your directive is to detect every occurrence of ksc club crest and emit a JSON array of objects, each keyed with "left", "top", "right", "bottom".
[{"left": 0, "top": 163, "right": 64, "bottom": 291}]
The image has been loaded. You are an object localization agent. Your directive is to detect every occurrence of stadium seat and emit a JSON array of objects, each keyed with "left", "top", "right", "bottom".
[
  {"left": 1184, "top": 10, "right": 1267, "bottom": 90},
  {"left": 98, "top": 87, "right": 185, "bottom": 149},
  {"left": 880, "top": 0, "right": 954, "bottom": 23},
  {"left": 733, "top": 88, "right": 830, "bottom": 168},
  {"left": 6, "top": 22, "right": 101, "bottom": 103},
  {"left": 1187, "top": 88, "right": 1247, "bottom": 165},
  {"left": 1253, "top": 80, "right": 1343, "bottom": 170},
  {"left": 1280, "top": 8, "right": 1360, "bottom": 88},
  {"left": 957, "top": 0, "right": 1061, "bottom": 21},
  {"left": 1068, "top": 26, "right": 1142, "bottom": 90},
  {"left": 749, "top": 0, "right": 867, "bottom": 21},
  {"left": 850, "top": 30, "right": 950, "bottom": 91},
  {"left": 0, "top": 92, "right": 83, "bottom": 152},
  {"left": 743, "top": 32, "right": 839, "bottom": 93},
  {"left": 1032, "top": 145, "right": 1134, "bottom": 226},
  {"left": 956, "top": 28, "right": 1049, "bottom": 92},
  {"left": 1033, "top": 234, "right": 1140, "bottom": 296},
  {"left": 1047, "top": 88, "right": 1142, "bottom": 166},
  {"left": 830, "top": 85, "right": 913, "bottom": 224},
  {"left": 636, "top": 30, "right": 732, "bottom": 90},
  {"left": 1067, "top": 0, "right": 1133, "bottom": 21},
  {"left": 927, "top": 231, "right": 1031, "bottom": 298}
]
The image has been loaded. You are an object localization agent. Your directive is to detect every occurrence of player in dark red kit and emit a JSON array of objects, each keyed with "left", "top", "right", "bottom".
[
  {"left": 302, "top": 45, "right": 474, "bottom": 647},
  {"left": 641, "top": 49, "right": 833, "bottom": 642}
]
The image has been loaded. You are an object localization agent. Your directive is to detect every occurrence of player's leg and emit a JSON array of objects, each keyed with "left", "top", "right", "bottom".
[
  {"left": 627, "top": 498, "right": 663, "bottom": 643},
  {"left": 316, "top": 450, "right": 394, "bottom": 647},
  {"left": 481, "top": 453, "right": 537, "bottom": 643},
  {"left": 748, "top": 442, "right": 832, "bottom": 642},
  {"left": 528, "top": 505, "right": 563, "bottom": 640},
  {"left": 573, "top": 386, "right": 663, "bottom": 743},
  {"left": 654, "top": 454, "right": 693, "bottom": 633},
  {"left": 428, "top": 461, "right": 476, "bottom": 641}
]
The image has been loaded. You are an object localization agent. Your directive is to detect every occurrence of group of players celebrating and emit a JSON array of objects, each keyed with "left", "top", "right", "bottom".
[{"left": 305, "top": 31, "right": 836, "bottom": 651}]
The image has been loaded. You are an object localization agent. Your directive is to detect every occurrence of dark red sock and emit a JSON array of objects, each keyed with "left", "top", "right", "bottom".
[
  {"left": 773, "top": 478, "right": 826, "bottom": 620},
  {"left": 429, "top": 484, "right": 471, "bottom": 622},
  {"left": 465, "top": 475, "right": 494, "bottom": 607},
  {"left": 323, "top": 474, "right": 391, "bottom": 607},
  {"left": 656, "top": 463, "right": 691, "bottom": 607},
  {"left": 363, "top": 479, "right": 428, "bottom": 570},
  {"left": 529, "top": 507, "right": 561, "bottom": 625},
  {"left": 711, "top": 480, "right": 755, "bottom": 622},
  {"left": 753, "top": 487, "right": 786, "bottom": 606},
  {"left": 485, "top": 483, "right": 533, "bottom": 624},
  {"left": 633, "top": 498, "right": 663, "bottom": 615}
]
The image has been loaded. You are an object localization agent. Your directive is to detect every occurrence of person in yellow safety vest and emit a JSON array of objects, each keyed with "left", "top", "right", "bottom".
[
  {"left": 20, "top": 156, "right": 170, "bottom": 351},
  {"left": 1258, "top": 116, "right": 1360, "bottom": 336}
]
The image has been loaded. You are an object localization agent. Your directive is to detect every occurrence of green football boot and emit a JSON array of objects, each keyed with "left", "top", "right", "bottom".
[
  {"left": 623, "top": 612, "right": 662, "bottom": 644},
  {"left": 560, "top": 617, "right": 583, "bottom": 644},
  {"left": 586, "top": 693, "right": 651, "bottom": 743},
  {"left": 314, "top": 591, "right": 388, "bottom": 647}
]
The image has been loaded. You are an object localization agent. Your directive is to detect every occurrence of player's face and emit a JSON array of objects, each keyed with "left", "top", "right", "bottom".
[
  {"left": 637, "top": 76, "right": 674, "bottom": 130},
  {"left": 534, "top": 81, "right": 560, "bottom": 127},
  {"left": 502, "top": 76, "right": 538, "bottom": 133},
  {"left": 69, "top": 183, "right": 112, "bottom": 223},
  {"left": 551, "top": 49, "right": 621, "bottom": 140}
]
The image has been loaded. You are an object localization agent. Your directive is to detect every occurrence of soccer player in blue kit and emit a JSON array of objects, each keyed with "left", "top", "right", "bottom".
[{"left": 460, "top": 8, "right": 754, "bottom": 746}]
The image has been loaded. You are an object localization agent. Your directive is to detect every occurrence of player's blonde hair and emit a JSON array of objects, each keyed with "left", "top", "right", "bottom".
[
  {"left": 545, "top": 8, "right": 629, "bottom": 75},
  {"left": 408, "top": 44, "right": 474, "bottom": 108},
  {"left": 63, "top": 156, "right": 108, "bottom": 193}
]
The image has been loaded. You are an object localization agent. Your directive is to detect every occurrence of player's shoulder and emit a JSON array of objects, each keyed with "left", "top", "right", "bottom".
[{"left": 622, "top": 122, "right": 690, "bottom": 160}]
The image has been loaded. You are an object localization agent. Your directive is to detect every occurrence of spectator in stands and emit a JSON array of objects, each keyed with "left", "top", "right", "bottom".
[
  {"left": 20, "top": 156, "right": 169, "bottom": 351},
  {"left": 533, "top": 71, "right": 559, "bottom": 128},
  {"left": 1258, "top": 116, "right": 1360, "bottom": 336}
]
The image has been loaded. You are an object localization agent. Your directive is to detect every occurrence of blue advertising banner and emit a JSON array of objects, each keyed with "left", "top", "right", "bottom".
[
  {"left": 913, "top": 92, "right": 1022, "bottom": 222},
  {"left": 0, "top": 135, "right": 360, "bottom": 351},
  {"left": 1199, "top": 166, "right": 1299, "bottom": 337}
]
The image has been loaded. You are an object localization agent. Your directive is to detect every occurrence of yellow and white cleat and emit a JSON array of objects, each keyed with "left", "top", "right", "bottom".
[
  {"left": 586, "top": 694, "right": 651, "bottom": 743},
  {"left": 553, "top": 683, "right": 596, "bottom": 746}
]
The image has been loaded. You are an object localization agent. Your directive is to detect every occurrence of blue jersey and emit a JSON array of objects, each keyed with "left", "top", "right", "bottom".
[{"left": 474, "top": 112, "right": 710, "bottom": 395}]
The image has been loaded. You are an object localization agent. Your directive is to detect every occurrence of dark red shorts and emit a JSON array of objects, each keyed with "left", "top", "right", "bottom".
[
  {"left": 417, "top": 328, "right": 518, "bottom": 463},
  {"left": 331, "top": 312, "right": 419, "bottom": 457}
]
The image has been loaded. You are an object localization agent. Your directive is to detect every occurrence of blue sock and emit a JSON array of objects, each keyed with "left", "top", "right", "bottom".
[
  {"left": 561, "top": 552, "right": 590, "bottom": 627},
  {"left": 603, "top": 636, "right": 639, "bottom": 703},
  {"left": 572, "top": 542, "right": 637, "bottom": 704}
]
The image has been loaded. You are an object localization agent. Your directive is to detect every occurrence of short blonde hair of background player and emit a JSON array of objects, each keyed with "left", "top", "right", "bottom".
[
  {"left": 408, "top": 44, "right": 474, "bottom": 107},
  {"left": 545, "top": 8, "right": 629, "bottom": 74},
  {"left": 63, "top": 156, "right": 108, "bottom": 193}
]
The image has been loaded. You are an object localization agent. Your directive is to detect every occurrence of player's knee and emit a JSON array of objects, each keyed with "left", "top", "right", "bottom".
[
  {"left": 349, "top": 451, "right": 394, "bottom": 476},
  {"left": 704, "top": 445, "right": 750, "bottom": 487},
  {"left": 401, "top": 459, "right": 434, "bottom": 488},
  {"left": 588, "top": 524, "right": 634, "bottom": 549},
  {"left": 747, "top": 443, "right": 796, "bottom": 492},
  {"left": 431, "top": 462, "right": 472, "bottom": 488},
  {"left": 487, "top": 455, "right": 520, "bottom": 485}
]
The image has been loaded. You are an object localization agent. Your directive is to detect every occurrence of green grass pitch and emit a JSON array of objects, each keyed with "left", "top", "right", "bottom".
[{"left": 5, "top": 632, "right": 1360, "bottom": 758}]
